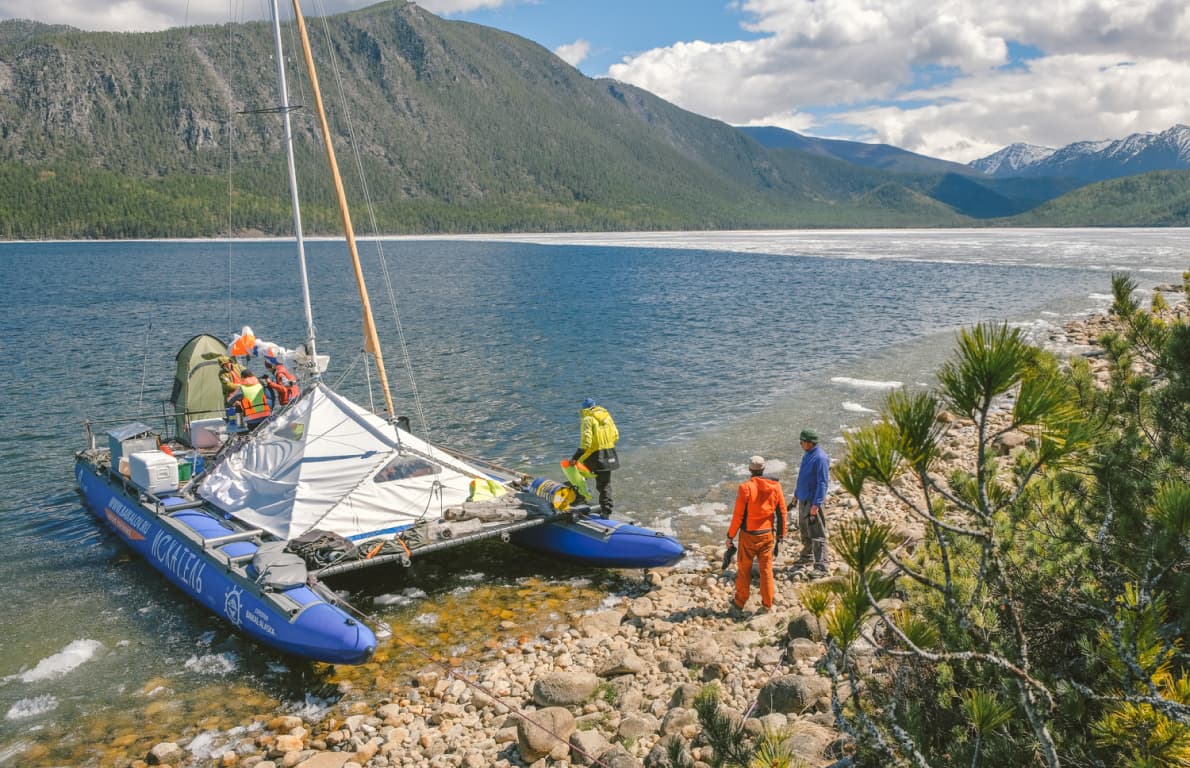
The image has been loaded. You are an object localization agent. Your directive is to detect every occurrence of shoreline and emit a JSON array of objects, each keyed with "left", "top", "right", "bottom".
[{"left": 34, "top": 293, "right": 1179, "bottom": 768}]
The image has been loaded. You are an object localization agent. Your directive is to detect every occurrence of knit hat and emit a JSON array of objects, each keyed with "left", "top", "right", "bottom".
[
  {"left": 799, "top": 429, "right": 819, "bottom": 443},
  {"left": 581, "top": 397, "right": 596, "bottom": 409},
  {"left": 748, "top": 455, "right": 765, "bottom": 471}
]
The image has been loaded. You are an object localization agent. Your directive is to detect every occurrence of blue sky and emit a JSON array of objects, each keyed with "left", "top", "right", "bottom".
[
  {"left": 446, "top": 1, "right": 769, "bottom": 78},
  {"left": 2, "top": 0, "right": 1188, "bottom": 162}
]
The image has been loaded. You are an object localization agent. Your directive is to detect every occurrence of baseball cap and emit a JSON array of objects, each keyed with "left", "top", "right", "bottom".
[{"left": 748, "top": 455, "right": 765, "bottom": 470}]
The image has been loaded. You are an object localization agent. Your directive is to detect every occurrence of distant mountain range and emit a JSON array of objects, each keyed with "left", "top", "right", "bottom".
[
  {"left": 743, "top": 124, "right": 1190, "bottom": 185},
  {"left": 969, "top": 125, "right": 1190, "bottom": 181},
  {"left": 0, "top": 1, "right": 1187, "bottom": 238}
]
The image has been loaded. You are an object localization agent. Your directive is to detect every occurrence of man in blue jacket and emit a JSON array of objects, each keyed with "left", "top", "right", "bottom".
[{"left": 794, "top": 428, "right": 831, "bottom": 574}]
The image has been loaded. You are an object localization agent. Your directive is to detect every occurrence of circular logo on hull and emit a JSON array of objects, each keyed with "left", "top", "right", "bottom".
[{"left": 224, "top": 586, "right": 243, "bottom": 627}]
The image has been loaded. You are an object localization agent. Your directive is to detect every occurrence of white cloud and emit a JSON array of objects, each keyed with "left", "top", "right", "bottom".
[
  {"left": 413, "top": 0, "right": 512, "bottom": 13},
  {"left": 606, "top": 0, "right": 1190, "bottom": 161},
  {"left": 0, "top": 0, "right": 516, "bottom": 31},
  {"left": 554, "top": 38, "right": 590, "bottom": 68}
]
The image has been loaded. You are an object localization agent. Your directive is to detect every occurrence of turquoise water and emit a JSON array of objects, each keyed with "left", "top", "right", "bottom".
[{"left": 0, "top": 229, "right": 1184, "bottom": 757}]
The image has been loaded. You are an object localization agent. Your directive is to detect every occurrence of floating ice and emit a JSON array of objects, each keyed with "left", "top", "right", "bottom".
[
  {"left": 677, "top": 501, "right": 727, "bottom": 517},
  {"left": 6, "top": 695, "right": 57, "bottom": 719},
  {"left": 183, "top": 652, "right": 238, "bottom": 676},
  {"left": 831, "top": 377, "right": 902, "bottom": 390},
  {"left": 186, "top": 730, "right": 229, "bottom": 759},
  {"left": 6, "top": 639, "right": 103, "bottom": 684},
  {"left": 374, "top": 587, "right": 428, "bottom": 607}
]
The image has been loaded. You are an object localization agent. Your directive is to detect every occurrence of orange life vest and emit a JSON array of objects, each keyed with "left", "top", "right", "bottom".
[
  {"left": 267, "top": 363, "right": 300, "bottom": 406},
  {"left": 233, "top": 375, "right": 271, "bottom": 420}
]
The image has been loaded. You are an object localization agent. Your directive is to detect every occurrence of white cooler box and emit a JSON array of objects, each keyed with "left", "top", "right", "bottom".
[
  {"left": 189, "top": 417, "right": 228, "bottom": 449},
  {"left": 129, "top": 451, "right": 180, "bottom": 495}
]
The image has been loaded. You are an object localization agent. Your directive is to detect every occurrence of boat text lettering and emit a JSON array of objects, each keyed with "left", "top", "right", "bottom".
[
  {"left": 244, "top": 607, "right": 276, "bottom": 637},
  {"left": 104, "top": 497, "right": 152, "bottom": 541},
  {"left": 150, "top": 531, "right": 206, "bottom": 593}
]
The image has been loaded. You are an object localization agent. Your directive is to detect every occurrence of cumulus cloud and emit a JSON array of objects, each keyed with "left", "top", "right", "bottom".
[
  {"left": 414, "top": 0, "right": 511, "bottom": 13},
  {"left": 607, "top": 0, "right": 1190, "bottom": 161},
  {"left": 554, "top": 39, "right": 591, "bottom": 68},
  {"left": 3, "top": 0, "right": 1187, "bottom": 160},
  {"left": 0, "top": 0, "right": 512, "bottom": 31}
]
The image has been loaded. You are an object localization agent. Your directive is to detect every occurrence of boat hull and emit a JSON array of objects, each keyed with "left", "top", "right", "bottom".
[
  {"left": 74, "top": 457, "right": 375, "bottom": 665},
  {"left": 511, "top": 514, "right": 685, "bottom": 569}
]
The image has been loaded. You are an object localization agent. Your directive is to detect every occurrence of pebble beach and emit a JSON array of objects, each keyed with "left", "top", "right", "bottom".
[{"left": 18, "top": 286, "right": 1187, "bottom": 768}]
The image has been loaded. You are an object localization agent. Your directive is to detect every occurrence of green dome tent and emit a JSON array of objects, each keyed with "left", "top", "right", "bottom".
[{"left": 170, "top": 334, "right": 228, "bottom": 436}]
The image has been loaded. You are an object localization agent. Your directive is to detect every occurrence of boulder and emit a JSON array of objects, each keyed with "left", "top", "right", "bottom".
[
  {"left": 294, "top": 753, "right": 352, "bottom": 768},
  {"left": 780, "top": 719, "right": 839, "bottom": 764},
  {"left": 659, "top": 706, "right": 695, "bottom": 736},
  {"left": 755, "top": 674, "right": 832, "bottom": 715},
  {"left": 517, "top": 707, "right": 576, "bottom": 763},
  {"left": 683, "top": 637, "right": 720, "bottom": 667},
  {"left": 669, "top": 682, "right": 700, "bottom": 709},
  {"left": 532, "top": 671, "right": 600, "bottom": 706},
  {"left": 576, "top": 609, "right": 626, "bottom": 638},
  {"left": 617, "top": 712, "right": 660, "bottom": 741},
  {"left": 786, "top": 611, "right": 826, "bottom": 642},
  {"left": 597, "top": 744, "right": 644, "bottom": 768},
  {"left": 569, "top": 729, "right": 610, "bottom": 766},
  {"left": 146, "top": 742, "right": 184, "bottom": 766},
  {"left": 598, "top": 650, "right": 648, "bottom": 677}
]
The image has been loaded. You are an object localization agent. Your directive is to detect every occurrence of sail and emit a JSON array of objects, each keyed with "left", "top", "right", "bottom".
[{"left": 198, "top": 382, "right": 490, "bottom": 541}]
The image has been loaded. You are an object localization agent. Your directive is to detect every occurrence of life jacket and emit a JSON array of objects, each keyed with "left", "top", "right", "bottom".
[
  {"left": 578, "top": 406, "right": 619, "bottom": 456},
  {"left": 235, "top": 376, "right": 271, "bottom": 420},
  {"left": 268, "top": 363, "right": 300, "bottom": 406}
]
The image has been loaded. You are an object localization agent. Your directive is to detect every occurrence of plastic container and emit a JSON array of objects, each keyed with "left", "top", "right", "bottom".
[
  {"left": 107, "top": 423, "right": 158, "bottom": 470},
  {"left": 189, "top": 418, "right": 227, "bottom": 449},
  {"left": 129, "top": 451, "right": 180, "bottom": 494}
]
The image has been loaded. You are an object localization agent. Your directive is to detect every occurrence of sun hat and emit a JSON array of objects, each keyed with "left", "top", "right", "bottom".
[
  {"left": 581, "top": 397, "right": 596, "bottom": 409},
  {"left": 799, "top": 429, "right": 819, "bottom": 443},
  {"left": 748, "top": 455, "right": 765, "bottom": 470}
]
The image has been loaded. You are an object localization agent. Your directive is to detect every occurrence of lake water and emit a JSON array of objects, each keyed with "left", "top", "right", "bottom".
[{"left": 0, "top": 228, "right": 1184, "bottom": 764}]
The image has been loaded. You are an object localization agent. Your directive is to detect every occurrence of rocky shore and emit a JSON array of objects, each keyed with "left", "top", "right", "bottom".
[{"left": 115, "top": 287, "right": 1184, "bottom": 768}]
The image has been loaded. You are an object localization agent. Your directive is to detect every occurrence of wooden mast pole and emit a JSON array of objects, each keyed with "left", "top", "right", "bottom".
[{"left": 289, "top": 0, "right": 396, "bottom": 419}]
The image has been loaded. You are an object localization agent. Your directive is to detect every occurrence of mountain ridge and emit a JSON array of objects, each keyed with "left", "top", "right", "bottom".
[
  {"left": 970, "top": 125, "right": 1190, "bottom": 181},
  {"left": 0, "top": 4, "right": 1187, "bottom": 238}
]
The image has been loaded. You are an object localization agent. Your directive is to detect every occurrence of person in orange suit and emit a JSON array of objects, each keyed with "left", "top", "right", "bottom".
[{"left": 726, "top": 455, "right": 787, "bottom": 616}]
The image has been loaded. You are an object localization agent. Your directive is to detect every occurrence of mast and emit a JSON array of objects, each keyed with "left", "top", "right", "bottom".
[
  {"left": 288, "top": 0, "right": 397, "bottom": 419},
  {"left": 267, "top": 0, "right": 319, "bottom": 377}
]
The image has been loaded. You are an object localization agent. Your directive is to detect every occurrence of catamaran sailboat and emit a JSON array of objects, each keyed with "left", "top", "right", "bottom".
[{"left": 74, "top": 0, "right": 682, "bottom": 665}]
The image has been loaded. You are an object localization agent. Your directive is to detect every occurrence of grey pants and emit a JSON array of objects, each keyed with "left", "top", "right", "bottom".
[{"left": 797, "top": 499, "right": 829, "bottom": 566}]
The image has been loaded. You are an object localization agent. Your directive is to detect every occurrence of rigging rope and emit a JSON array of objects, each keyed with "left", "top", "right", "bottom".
[
  {"left": 309, "top": 3, "right": 435, "bottom": 444},
  {"left": 137, "top": 311, "right": 153, "bottom": 410}
]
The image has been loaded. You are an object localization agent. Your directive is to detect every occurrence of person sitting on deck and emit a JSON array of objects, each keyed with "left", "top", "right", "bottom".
[
  {"left": 263, "top": 354, "right": 300, "bottom": 409},
  {"left": 217, "top": 355, "right": 247, "bottom": 398},
  {"left": 226, "top": 369, "right": 272, "bottom": 429}
]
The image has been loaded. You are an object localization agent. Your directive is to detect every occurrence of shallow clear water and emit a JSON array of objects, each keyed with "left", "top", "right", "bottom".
[{"left": 0, "top": 229, "right": 1184, "bottom": 762}]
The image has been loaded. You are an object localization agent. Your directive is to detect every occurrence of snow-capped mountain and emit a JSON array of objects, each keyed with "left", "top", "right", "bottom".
[
  {"left": 969, "top": 142, "right": 1056, "bottom": 176},
  {"left": 970, "top": 125, "right": 1190, "bottom": 181}
]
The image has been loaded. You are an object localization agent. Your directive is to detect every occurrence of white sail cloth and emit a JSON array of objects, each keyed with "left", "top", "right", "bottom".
[{"left": 199, "top": 383, "right": 489, "bottom": 541}]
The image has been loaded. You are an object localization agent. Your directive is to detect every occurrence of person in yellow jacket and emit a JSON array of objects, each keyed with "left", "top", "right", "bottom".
[{"left": 571, "top": 397, "right": 620, "bottom": 517}]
